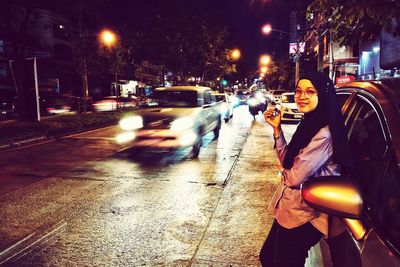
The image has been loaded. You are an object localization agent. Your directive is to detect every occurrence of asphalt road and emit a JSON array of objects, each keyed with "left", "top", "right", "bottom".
[{"left": 0, "top": 106, "right": 301, "bottom": 266}]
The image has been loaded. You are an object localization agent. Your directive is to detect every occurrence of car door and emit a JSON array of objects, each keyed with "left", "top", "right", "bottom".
[
  {"left": 202, "top": 90, "right": 218, "bottom": 133},
  {"left": 339, "top": 88, "right": 400, "bottom": 266}
]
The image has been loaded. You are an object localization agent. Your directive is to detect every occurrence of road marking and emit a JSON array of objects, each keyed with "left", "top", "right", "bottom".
[
  {"left": 0, "top": 125, "right": 118, "bottom": 153},
  {"left": 0, "top": 220, "right": 67, "bottom": 264}
]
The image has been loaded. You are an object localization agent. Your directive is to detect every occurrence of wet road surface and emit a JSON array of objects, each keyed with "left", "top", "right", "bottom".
[{"left": 0, "top": 106, "right": 300, "bottom": 266}]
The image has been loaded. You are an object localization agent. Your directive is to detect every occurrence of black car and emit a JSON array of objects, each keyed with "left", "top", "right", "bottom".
[{"left": 302, "top": 79, "right": 400, "bottom": 266}]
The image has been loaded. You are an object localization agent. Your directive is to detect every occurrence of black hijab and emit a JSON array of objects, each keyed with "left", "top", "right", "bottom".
[{"left": 283, "top": 71, "right": 353, "bottom": 173}]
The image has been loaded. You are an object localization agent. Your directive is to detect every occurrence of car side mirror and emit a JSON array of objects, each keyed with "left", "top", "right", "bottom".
[
  {"left": 301, "top": 176, "right": 367, "bottom": 241},
  {"left": 301, "top": 176, "right": 363, "bottom": 219}
]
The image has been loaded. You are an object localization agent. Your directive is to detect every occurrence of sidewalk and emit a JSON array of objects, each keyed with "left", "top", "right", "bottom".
[{"left": 194, "top": 119, "right": 327, "bottom": 266}]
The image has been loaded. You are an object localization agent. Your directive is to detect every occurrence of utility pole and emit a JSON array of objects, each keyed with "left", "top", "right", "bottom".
[
  {"left": 82, "top": 58, "right": 89, "bottom": 113},
  {"left": 295, "top": 41, "right": 300, "bottom": 86}
]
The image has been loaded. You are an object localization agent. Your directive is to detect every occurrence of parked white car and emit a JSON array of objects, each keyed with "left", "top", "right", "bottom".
[
  {"left": 213, "top": 92, "right": 234, "bottom": 122},
  {"left": 266, "top": 90, "right": 285, "bottom": 104},
  {"left": 280, "top": 92, "right": 303, "bottom": 122}
]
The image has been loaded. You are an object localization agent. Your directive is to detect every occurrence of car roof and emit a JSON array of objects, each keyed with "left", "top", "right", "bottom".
[
  {"left": 155, "top": 86, "right": 211, "bottom": 92},
  {"left": 282, "top": 92, "right": 294, "bottom": 96},
  {"left": 337, "top": 79, "right": 400, "bottom": 106}
]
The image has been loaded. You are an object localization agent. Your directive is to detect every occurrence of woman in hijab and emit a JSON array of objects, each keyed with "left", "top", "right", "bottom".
[{"left": 259, "top": 71, "right": 353, "bottom": 267}]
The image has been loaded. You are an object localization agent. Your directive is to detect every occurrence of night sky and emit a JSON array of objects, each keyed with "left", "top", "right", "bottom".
[{"left": 102, "top": 0, "right": 311, "bottom": 76}]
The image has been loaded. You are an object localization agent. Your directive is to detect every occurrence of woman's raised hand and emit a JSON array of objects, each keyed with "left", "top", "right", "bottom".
[{"left": 264, "top": 108, "right": 281, "bottom": 129}]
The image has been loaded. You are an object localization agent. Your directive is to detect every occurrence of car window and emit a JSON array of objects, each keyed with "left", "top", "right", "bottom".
[
  {"left": 346, "top": 95, "right": 387, "bottom": 208},
  {"left": 204, "top": 91, "right": 215, "bottom": 104},
  {"left": 336, "top": 92, "right": 352, "bottom": 114},
  {"left": 281, "top": 94, "right": 294, "bottom": 103},
  {"left": 214, "top": 95, "right": 225, "bottom": 102},
  {"left": 153, "top": 90, "right": 198, "bottom": 107}
]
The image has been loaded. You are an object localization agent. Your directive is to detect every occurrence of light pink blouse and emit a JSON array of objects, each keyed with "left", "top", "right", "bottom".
[{"left": 269, "top": 126, "right": 341, "bottom": 237}]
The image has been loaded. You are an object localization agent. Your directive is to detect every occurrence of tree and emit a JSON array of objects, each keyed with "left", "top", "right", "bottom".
[
  {"left": 124, "top": 1, "right": 233, "bottom": 83},
  {"left": 309, "top": 0, "right": 400, "bottom": 45},
  {"left": 262, "top": 57, "right": 294, "bottom": 90}
]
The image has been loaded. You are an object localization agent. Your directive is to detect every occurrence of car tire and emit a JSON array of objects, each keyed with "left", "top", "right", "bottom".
[
  {"left": 192, "top": 137, "right": 202, "bottom": 158},
  {"left": 224, "top": 118, "right": 229, "bottom": 123},
  {"left": 213, "top": 120, "right": 221, "bottom": 138}
]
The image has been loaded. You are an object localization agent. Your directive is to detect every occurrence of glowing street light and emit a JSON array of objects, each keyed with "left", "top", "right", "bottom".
[
  {"left": 262, "top": 24, "right": 272, "bottom": 35},
  {"left": 231, "top": 48, "right": 241, "bottom": 61},
  {"left": 261, "top": 23, "right": 299, "bottom": 86},
  {"left": 259, "top": 54, "right": 271, "bottom": 66},
  {"left": 260, "top": 66, "right": 268, "bottom": 74},
  {"left": 100, "top": 29, "right": 117, "bottom": 47}
]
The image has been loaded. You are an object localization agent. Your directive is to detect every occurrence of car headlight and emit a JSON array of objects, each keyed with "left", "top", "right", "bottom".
[
  {"left": 281, "top": 106, "right": 289, "bottom": 112},
  {"left": 119, "top": 116, "right": 143, "bottom": 131},
  {"left": 247, "top": 98, "right": 258, "bottom": 106},
  {"left": 170, "top": 117, "right": 194, "bottom": 132}
]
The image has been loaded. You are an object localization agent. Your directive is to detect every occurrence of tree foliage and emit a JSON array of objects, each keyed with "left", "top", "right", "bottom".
[
  {"left": 124, "top": 1, "right": 234, "bottom": 81},
  {"left": 263, "top": 57, "right": 294, "bottom": 90},
  {"left": 309, "top": 0, "right": 400, "bottom": 45}
]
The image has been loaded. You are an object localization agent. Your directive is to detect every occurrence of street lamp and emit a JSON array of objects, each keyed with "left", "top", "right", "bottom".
[
  {"left": 260, "top": 66, "right": 268, "bottom": 74},
  {"left": 261, "top": 23, "right": 300, "bottom": 86},
  {"left": 231, "top": 48, "right": 241, "bottom": 61},
  {"left": 100, "top": 29, "right": 117, "bottom": 48},
  {"left": 259, "top": 54, "right": 271, "bottom": 66}
]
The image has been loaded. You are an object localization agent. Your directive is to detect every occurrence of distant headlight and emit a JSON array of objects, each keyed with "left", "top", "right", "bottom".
[
  {"left": 232, "top": 97, "right": 240, "bottom": 106},
  {"left": 247, "top": 98, "right": 258, "bottom": 106},
  {"left": 170, "top": 117, "right": 194, "bottom": 132},
  {"left": 119, "top": 116, "right": 143, "bottom": 130},
  {"left": 255, "top": 91, "right": 264, "bottom": 100}
]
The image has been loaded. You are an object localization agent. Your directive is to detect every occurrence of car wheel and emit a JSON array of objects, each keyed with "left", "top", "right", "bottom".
[
  {"left": 192, "top": 137, "right": 202, "bottom": 158},
  {"left": 213, "top": 120, "right": 221, "bottom": 138},
  {"left": 224, "top": 118, "right": 229, "bottom": 123},
  {"left": 230, "top": 113, "right": 233, "bottom": 118}
]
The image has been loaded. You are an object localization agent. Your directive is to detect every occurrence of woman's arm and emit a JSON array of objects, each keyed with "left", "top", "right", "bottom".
[
  {"left": 274, "top": 130, "right": 288, "bottom": 166},
  {"left": 282, "top": 129, "right": 333, "bottom": 187}
]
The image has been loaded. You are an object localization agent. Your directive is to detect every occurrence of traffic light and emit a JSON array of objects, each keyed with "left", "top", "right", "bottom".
[{"left": 221, "top": 79, "right": 228, "bottom": 87}]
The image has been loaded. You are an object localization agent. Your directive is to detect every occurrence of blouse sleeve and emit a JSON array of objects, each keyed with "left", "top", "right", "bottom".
[
  {"left": 280, "top": 129, "right": 333, "bottom": 188},
  {"left": 274, "top": 130, "right": 288, "bottom": 166}
]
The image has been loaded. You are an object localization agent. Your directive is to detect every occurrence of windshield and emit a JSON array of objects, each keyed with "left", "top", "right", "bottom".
[
  {"left": 273, "top": 90, "right": 285, "bottom": 95},
  {"left": 281, "top": 94, "right": 294, "bottom": 103},
  {"left": 214, "top": 95, "right": 225, "bottom": 102},
  {"left": 152, "top": 90, "right": 199, "bottom": 107}
]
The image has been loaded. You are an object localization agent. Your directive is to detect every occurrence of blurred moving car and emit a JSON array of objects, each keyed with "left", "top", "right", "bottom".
[
  {"left": 247, "top": 91, "right": 268, "bottom": 119},
  {"left": 266, "top": 90, "right": 285, "bottom": 103},
  {"left": 92, "top": 96, "right": 137, "bottom": 112},
  {"left": 236, "top": 90, "right": 250, "bottom": 105},
  {"left": 301, "top": 79, "right": 400, "bottom": 266},
  {"left": 279, "top": 92, "right": 303, "bottom": 122},
  {"left": 43, "top": 97, "right": 71, "bottom": 115},
  {"left": 213, "top": 92, "right": 234, "bottom": 122},
  {"left": 116, "top": 86, "right": 221, "bottom": 158}
]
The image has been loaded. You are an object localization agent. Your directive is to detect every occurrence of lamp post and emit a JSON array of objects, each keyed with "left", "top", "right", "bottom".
[
  {"left": 261, "top": 23, "right": 300, "bottom": 87},
  {"left": 99, "top": 29, "right": 120, "bottom": 99}
]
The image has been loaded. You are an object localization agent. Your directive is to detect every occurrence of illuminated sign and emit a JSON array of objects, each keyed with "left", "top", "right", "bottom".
[{"left": 289, "top": 42, "right": 305, "bottom": 54}]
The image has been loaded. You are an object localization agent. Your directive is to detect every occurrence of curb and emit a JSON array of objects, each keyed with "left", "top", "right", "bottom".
[{"left": 0, "top": 122, "right": 119, "bottom": 152}]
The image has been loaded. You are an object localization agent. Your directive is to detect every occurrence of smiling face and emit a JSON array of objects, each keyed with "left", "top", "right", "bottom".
[{"left": 295, "top": 79, "right": 319, "bottom": 113}]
